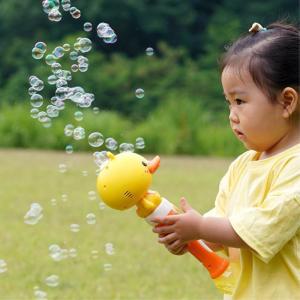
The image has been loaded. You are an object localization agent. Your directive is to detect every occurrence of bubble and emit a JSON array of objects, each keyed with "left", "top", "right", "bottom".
[
  {"left": 135, "top": 137, "right": 145, "bottom": 149},
  {"left": 83, "top": 22, "right": 92, "bottom": 32},
  {"left": 34, "top": 289, "right": 47, "bottom": 300},
  {"left": 93, "top": 151, "right": 108, "bottom": 168},
  {"left": 69, "top": 248, "right": 77, "bottom": 258},
  {"left": 91, "top": 250, "right": 99, "bottom": 259},
  {"left": 56, "top": 78, "right": 68, "bottom": 88},
  {"left": 49, "top": 244, "right": 63, "bottom": 261},
  {"left": 42, "top": 117, "right": 52, "bottom": 128},
  {"left": 61, "top": 0, "right": 71, "bottom": 11},
  {"left": 88, "top": 132, "right": 104, "bottom": 147},
  {"left": 37, "top": 111, "right": 48, "bottom": 123},
  {"left": 0, "top": 259, "right": 7, "bottom": 273},
  {"left": 32, "top": 47, "right": 44, "bottom": 59},
  {"left": 73, "top": 126, "right": 86, "bottom": 140},
  {"left": 64, "top": 124, "right": 74, "bottom": 136},
  {"left": 45, "top": 274, "right": 59, "bottom": 287},
  {"left": 71, "top": 64, "right": 79, "bottom": 72},
  {"left": 79, "top": 38, "right": 92, "bottom": 53},
  {"left": 50, "top": 198, "right": 57, "bottom": 206},
  {"left": 70, "top": 51, "right": 79, "bottom": 61},
  {"left": 58, "top": 163, "right": 67, "bottom": 173},
  {"left": 45, "top": 54, "right": 56, "bottom": 65},
  {"left": 48, "top": 8, "right": 62, "bottom": 22},
  {"left": 63, "top": 43, "right": 71, "bottom": 51},
  {"left": 28, "top": 86, "right": 37, "bottom": 96},
  {"left": 47, "top": 74, "right": 57, "bottom": 85},
  {"left": 78, "top": 55, "right": 88, "bottom": 64},
  {"left": 88, "top": 191, "right": 96, "bottom": 201},
  {"left": 70, "top": 224, "right": 80, "bottom": 233},
  {"left": 103, "top": 34, "right": 117, "bottom": 44},
  {"left": 135, "top": 88, "right": 144, "bottom": 99},
  {"left": 34, "top": 80, "right": 44, "bottom": 92},
  {"left": 46, "top": 105, "right": 59, "bottom": 118},
  {"left": 119, "top": 143, "right": 134, "bottom": 153},
  {"left": 99, "top": 202, "right": 106, "bottom": 210},
  {"left": 35, "top": 42, "right": 47, "bottom": 53},
  {"left": 74, "top": 111, "right": 83, "bottom": 121},
  {"left": 86, "top": 213, "right": 96, "bottom": 225},
  {"left": 105, "top": 137, "right": 118, "bottom": 151},
  {"left": 97, "top": 23, "right": 115, "bottom": 38},
  {"left": 105, "top": 243, "right": 115, "bottom": 255},
  {"left": 70, "top": 7, "right": 81, "bottom": 19},
  {"left": 92, "top": 107, "right": 99, "bottom": 114},
  {"left": 79, "top": 63, "right": 88, "bottom": 72},
  {"left": 61, "top": 194, "right": 68, "bottom": 202},
  {"left": 145, "top": 47, "right": 154, "bottom": 56},
  {"left": 24, "top": 203, "right": 43, "bottom": 225},
  {"left": 65, "top": 144, "right": 73, "bottom": 154},
  {"left": 80, "top": 170, "right": 88, "bottom": 177},
  {"left": 30, "top": 108, "right": 39, "bottom": 119},
  {"left": 53, "top": 46, "right": 65, "bottom": 58},
  {"left": 30, "top": 94, "right": 43, "bottom": 108},
  {"left": 103, "top": 263, "right": 112, "bottom": 271}
]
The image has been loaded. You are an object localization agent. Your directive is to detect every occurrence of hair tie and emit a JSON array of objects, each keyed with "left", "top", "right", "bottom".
[{"left": 249, "top": 22, "right": 267, "bottom": 33}]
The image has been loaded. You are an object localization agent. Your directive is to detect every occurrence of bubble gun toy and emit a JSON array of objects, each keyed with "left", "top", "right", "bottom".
[{"left": 96, "top": 152, "right": 234, "bottom": 294}]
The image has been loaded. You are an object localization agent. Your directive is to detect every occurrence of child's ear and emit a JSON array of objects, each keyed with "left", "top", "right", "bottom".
[{"left": 279, "top": 87, "right": 299, "bottom": 118}]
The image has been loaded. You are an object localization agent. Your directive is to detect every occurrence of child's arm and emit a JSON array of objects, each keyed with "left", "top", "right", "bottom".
[{"left": 152, "top": 197, "right": 250, "bottom": 251}]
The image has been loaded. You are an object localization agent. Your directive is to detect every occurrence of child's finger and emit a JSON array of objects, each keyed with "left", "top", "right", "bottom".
[
  {"left": 152, "top": 224, "right": 173, "bottom": 234},
  {"left": 180, "top": 197, "right": 193, "bottom": 212},
  {"left": 151, "top": 215, "right": 178, "bottom": 225},
  {"left": 158, "top": 232, "right": 178, "bottom": 244}
]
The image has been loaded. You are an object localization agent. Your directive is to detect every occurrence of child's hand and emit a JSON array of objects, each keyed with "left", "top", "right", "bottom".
[{"left": 152, "top": 197, "right": 203, "bottom": 250}]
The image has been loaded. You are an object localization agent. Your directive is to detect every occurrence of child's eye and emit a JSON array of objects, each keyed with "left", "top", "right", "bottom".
[{"left": 235, "top": 99, "right": 244, "bottom": 105}]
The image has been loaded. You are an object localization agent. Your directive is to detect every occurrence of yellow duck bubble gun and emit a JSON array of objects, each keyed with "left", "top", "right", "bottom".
[{"left": 96, "top": 151, "right": 234, "bottom": 294}]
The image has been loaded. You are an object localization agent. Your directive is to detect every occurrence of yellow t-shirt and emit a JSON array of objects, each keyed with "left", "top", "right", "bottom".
[{"left": 206, "top": 143, "right": 300, "bottom": 300}]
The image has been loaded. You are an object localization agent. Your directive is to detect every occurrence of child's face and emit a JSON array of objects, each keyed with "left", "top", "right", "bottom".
[{"left": 221, "top": 66, "right": 289, "bottom": 153}]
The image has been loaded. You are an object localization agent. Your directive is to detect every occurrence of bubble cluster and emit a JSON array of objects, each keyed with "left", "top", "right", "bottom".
[
  {"left": 97, "top": 23, "right": 118, "bottom": 44},
  {"left": 24, "top": 203, "right": 43, "bottom": 225}
]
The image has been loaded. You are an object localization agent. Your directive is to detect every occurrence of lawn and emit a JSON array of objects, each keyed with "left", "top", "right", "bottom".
[{"left": 0, "top": 149, "right": 232, "bottom": 300}]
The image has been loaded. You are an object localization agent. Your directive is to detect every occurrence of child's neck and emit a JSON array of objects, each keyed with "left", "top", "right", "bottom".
[{"left": 259, "top": 125, "right": 300, "bottom": 160}]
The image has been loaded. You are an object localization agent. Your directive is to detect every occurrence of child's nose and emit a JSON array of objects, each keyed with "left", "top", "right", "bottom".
[{"left": 229, "top": 109, "right": 239, "bottom": 123}]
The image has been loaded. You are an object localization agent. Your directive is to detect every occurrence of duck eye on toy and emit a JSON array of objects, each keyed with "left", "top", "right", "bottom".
[{"left": 96, "top": 151, "right": 235, "bottom": 295}]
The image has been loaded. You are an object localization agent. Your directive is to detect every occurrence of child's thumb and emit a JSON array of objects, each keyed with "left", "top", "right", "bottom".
[{"left": 180, "top": 197, "right": 192, "bottom": 212}]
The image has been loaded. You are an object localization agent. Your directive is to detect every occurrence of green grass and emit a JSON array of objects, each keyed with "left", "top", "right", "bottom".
[{"left": 0, "top": 149, "right": 232, "bottom": 300}]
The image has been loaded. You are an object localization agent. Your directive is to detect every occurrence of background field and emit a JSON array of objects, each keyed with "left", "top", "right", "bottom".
[{"left": 0, "top": 149, "right": 231, "bottom": 300}]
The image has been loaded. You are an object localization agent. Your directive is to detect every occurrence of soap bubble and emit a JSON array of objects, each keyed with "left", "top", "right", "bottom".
[
  {"left": 42, "top": 117, "right": 52, "bottom": 128},
  {"left": 65, "top": 144, "right": 73, "bottom": 154},
  {"left": 48, "top": 8, "right": 62, "bottom": 22},
  {"left": 49, "top": 244, "right": 66, "bottom": 261},
  {"left": 105, "top": 243, "right": 115, "bottom": 255},
  {"left": 93, "top": 151, "right": 108, "bottom": 168},
  {"left": 53, "top": 46, "right": 65, "bottom": 58},
  {"left": 105, "top": 137, "right": 118, "bottom": 151},
  {"left": 24, "top": 203, "right": 43, "bottom": 225},
  {"left": 74, "top": 111, "right": 83, "bottom": 121},
  {"left": 70, "top": 224, "right": 80, "bottom": 233},
  {"left": 86, "top": 213, "right": 96, "bottom": 225},
  {"left": 79, "top": 38, "right": 92, "bottom": 53},
  {"left": 50, "top": 198, "right": 57, "bottom": 206},
  {"left": 82, "top": 170, "right": 88, "bottom": 177},
  {"left": 63, "top": 43, "right": 71, "bottom": 51},
  {"left": 91, "top": 250, "right": 99, "bottom": 259},
  {"left": 30, "top": 94, "right": 43, "bottom": 108},
  {"left": 64, "top": 124, "right": 74, "bottom": 137},
  {"left": 32, "top": 47, "right": 44, "bottom": 59},
  {"left": 46, "top": 105, "right": 59, "bottom": 118},
  {"left": 35, "top": 42, "right": 47, "bottom": 53},
  {"left": 30, "top": 108, "right": 40, "bottom": 119},
  {"left": 58, "top": 163, "right": 67, "bottom": 173},
  {"left": 103, "top": 263, "right": 112, "bottom": 271},
  {"left": 61, "top": 0, "right": 71, "bottom": 11},
  {"left": 135, "top": 137, "right": 145, "bottom": 149},
  {"left": 145, "top": 47, "right": 154, "bottom": 56},
  {"left": 70, "top": 51, "right": 79, "bottom": 61},
  {"left": 119, "top": 143, "right": 134, "bottom": 153},
  {"left": 28, "top": 86, "right": 37, "bottom": 96},
  {"left": 47, "top": 74, "right": 57, "bottom": 85},
  {"left": 37, "top": 111, "right": 48, "bottom": 123},
  {"left": 0, "top": 259, "right": 7, "bottom": 273},
  {"left": 92, "top": 107, "right": 99, "bottom": 114},
  {"left": 61, "top": 194, "right": 68, "bottom": 202},
  {"left": 97, "top": 23, "right": 114, "bottom": 38},
  {"left": 34, "top": 289, "right": 47, "bottom": 300},
  {"left": 71, "top": 64, "right": 79, "bottom": 72},
  {"left": 83, "top": 22, "right": 92, "bottom": 32},
  {"left": 88, "top": 191, "right": 96, "bottom": 201},
  {"left": 70, "top": 7, "right": 81, "bottom": 19},
  {"left": 79, "top": 63, "right": 88, "bottom": 72},
  {"left": 69, "top": 248, "right": 77, "bottom": 258},
  {"left": 99, "top": 202, "right": 106, "bottom": 210},
  {"left": 73, "top": 126, "right": 85, "bottom": 140},
  {"left": 135, "top": 88, "right": 144, "bottom": 99},
  {"left": 45, "top": 54, "right": 56, "bottom": 65},
  {"left": 45, "top": 274, "right": 59, "bottom": 287},
  {"left": 88, "top": 132, "right": 104, "bottom": 147}
]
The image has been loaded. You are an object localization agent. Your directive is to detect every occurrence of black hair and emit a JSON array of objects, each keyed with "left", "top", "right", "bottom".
[{"left": 220, "top": 21, "right": 300, "bottom": 105}]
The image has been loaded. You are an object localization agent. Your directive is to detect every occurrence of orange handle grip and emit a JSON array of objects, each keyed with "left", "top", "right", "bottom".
[
  {"left": 187, "top": 240, "right": 229, "bottom": 279},
  {"left": 165, "top": 209, "right": 229, "bottom": 279}
]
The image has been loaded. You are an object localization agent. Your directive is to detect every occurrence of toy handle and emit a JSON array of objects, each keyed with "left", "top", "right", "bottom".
[{"left": 166, "top": 210, "right": 229, "bottom": 279}]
